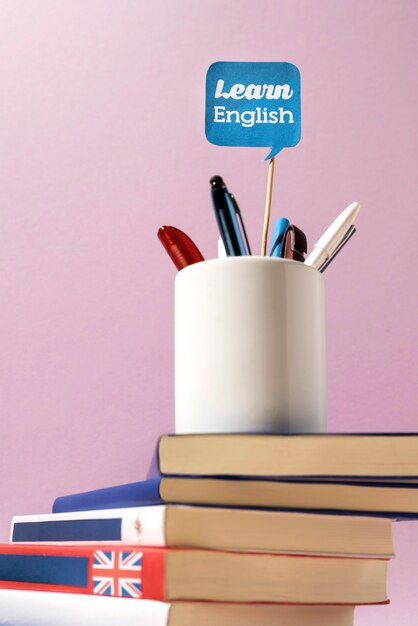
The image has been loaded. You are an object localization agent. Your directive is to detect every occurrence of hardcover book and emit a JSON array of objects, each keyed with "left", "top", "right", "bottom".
[
  {"left": 157, "top": 433, "right": 418, "bottom": 478},
  {"left": 0, "top": 590, "right": 356, "bottom": 626},
  {"left": 52, "top": 475, "right": 418, "bottom": 518},
  {"left": 0, "top": 544, "right": 388, "bottom": 604},
  {"left": 11, "top": 505, "right": 394, "bottom": 558}
]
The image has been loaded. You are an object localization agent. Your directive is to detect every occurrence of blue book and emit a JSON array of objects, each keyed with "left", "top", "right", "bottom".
[
  {"left": 52, "top": 474, "right": 418, "bottom": 519},
  {"left": 53, "top": 477, "right": 163, "bottom": 513}
]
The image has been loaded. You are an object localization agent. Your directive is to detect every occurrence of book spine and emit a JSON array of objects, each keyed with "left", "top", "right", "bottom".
[
  {"left": 52, "top": 477, "right": 164, "bottom": 513},
  {"left": 11, "top": 506, "right": 167, "bottom": 546},
  {"left": 0, "top": 589, "right": 171, "bottom": 625},
  {"left": 0, "top": 545, "right": 166, "bottom": 600}
]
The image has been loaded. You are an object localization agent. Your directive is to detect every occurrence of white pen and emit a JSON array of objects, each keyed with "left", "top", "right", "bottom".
[{"left": 305, "top": 202, "right": 361, "bottom": 270}]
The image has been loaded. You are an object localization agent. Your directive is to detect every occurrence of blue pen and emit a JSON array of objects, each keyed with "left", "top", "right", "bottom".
[
  {"left": 270, "top": 217, "right": 290, "bottom": 257},
  {"left": 210, "top": 176, "right": 247, "bottom": 256}
]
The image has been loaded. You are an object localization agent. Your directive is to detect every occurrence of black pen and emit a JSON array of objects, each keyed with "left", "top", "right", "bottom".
[{"left": 210, "top": 176, "right": 247, "bottom": 256}]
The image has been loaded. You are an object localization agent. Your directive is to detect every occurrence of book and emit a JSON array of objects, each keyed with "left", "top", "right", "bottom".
[
  {"left": 158, "top": 433, "right": 418, "bottom": 478},
  {"left": 11, "top": 505, "right": 394, "bottom": 558},
  {"left": 52, "top": 475, "right": 418, "bottom": 518},
  {"left": 0, "top": 544, "right": 388, "bottom": 604},
  {"left": 0, "top": 590, "right": 169, "bottom": 626},
  {"left": 0, "top": 590, "right": 356, "bottom": 626},
  {"left": 53, "top": 477, "right": 164, "bottom": 513}
]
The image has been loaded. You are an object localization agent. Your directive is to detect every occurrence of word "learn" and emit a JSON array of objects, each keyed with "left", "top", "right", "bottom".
[{"left": 214, "top": 80, "right": 294, "bottom": 100}]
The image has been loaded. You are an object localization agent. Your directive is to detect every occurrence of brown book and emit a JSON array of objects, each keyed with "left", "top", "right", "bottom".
[{"left": 158, "top": 432, "right": 418, "bottom": 478}]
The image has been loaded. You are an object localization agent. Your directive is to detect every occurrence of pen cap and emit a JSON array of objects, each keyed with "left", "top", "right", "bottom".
[{"left": 175, "top": 257, "right": 326, "bottom": 434}]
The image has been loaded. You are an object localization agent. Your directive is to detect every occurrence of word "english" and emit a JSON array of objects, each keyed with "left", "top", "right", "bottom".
[
  {"left": 214, "top": 106, "right": 294, "bottom": 128},
  {"left": 214, "top": 80, "right": 294, "bottom": 100}
]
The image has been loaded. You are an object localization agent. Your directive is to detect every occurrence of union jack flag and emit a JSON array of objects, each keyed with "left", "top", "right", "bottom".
[{"left": 92, "top": 550, "right": 143, "bottom": 598}]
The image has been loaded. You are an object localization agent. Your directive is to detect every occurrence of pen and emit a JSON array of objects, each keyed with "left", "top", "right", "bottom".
[
  {"left": 280, "top": 225, "right": 307, "bottom": 262},
  {"left": 210, "top": 176, "right": 247, "bottom": 256},
  {"left": 305, "top": 202, "right": 360, "bottom": 270},
  {"left": 319, "top": 225, "right": 356, "bottom": 273},
  {"left": 270, "top": 217, "right": 290, "bottom": 257},
  {"left": 229, "top": 192, "right": 252, "bottom": 255},
  {"left": 157, "top": 225, "right": 205, "bottom": 270}
]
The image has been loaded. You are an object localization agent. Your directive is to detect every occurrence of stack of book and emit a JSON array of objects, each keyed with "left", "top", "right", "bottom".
[{"left": 2, "top": 433, "right": 418, "bottom": 624}]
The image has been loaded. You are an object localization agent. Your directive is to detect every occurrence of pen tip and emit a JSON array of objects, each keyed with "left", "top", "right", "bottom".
[
  {"left": 210, "top": 175, "right": 225, "bottom": 189},
  {"left": 348, "top": 202, "right": 361, "bottom": 218},
  {"left": 157, "top": 225, "right": 173, "bottom": 241}
]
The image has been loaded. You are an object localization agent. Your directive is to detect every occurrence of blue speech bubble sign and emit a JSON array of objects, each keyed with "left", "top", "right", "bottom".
[{"left": 205, "top": 61, "right": 301, "bottom": 160}]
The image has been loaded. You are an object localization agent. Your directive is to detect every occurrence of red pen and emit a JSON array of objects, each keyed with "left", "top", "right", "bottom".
[
  {"left": 280, "top": 225, "right": 307, "bottom": 263},
  {"left": 157, "top": 225, "right": 205, "bottom": 270}
]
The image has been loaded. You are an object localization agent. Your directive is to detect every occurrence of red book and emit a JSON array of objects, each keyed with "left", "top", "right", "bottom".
[{"left": 0, "top": 543, "right": 389, "bottom": 604}]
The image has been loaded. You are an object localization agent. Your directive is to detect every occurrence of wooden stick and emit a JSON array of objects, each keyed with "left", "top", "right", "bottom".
[{"left": 261, "top": 157, "right": 275, "bottom": 256}]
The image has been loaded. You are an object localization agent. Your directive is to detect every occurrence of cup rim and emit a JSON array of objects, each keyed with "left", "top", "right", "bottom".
[{"left": 176, "top": 256, "right": 321, "bottom": 278}]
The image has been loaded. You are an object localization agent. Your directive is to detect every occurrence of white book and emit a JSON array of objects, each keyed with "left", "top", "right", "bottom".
[
  {"left": 0, "top": 590, "right": 168, "bottom": 626},
  {"left": 11, "top": 506, "right": 166, "bottom": 546},
  {"left": 0, "top": 590, "right": 355, "bottom": 626},
  {"left": 11, "top": 504, "right": 394, "bottom": 558}
]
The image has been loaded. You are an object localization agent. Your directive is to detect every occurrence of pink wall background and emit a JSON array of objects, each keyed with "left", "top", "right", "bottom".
[{"left": 0, "top": 0, "right": 417, "bottom": 621}]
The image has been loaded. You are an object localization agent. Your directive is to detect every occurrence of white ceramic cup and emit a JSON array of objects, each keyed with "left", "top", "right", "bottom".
[{"left": 175, "top": 257, "right": 326, "bottom": 434}]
